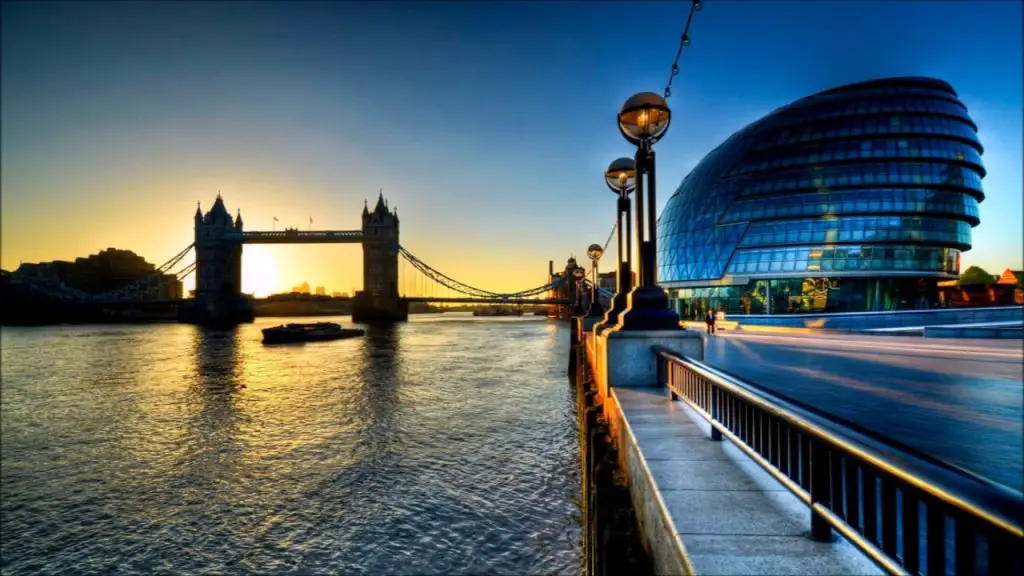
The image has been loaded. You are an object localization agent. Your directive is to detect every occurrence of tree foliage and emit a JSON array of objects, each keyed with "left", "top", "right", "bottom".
[{"left": 959, "top": 265, "right": 997, "bottom": 285}]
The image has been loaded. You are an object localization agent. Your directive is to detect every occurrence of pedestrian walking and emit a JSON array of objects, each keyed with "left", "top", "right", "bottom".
[{"left": 705, "top": 309, "right": 716, "bottom": 335}]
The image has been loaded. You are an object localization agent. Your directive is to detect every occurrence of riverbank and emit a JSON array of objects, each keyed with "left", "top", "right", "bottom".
[
  {"left": 0, "top": 286, "right": 447, "bottom": 325},
  {"left": 572, "top": 331, "right": 654, "bottom": 574},
  {"left": 0, "top": 285, "right": 181, "bottom": 326}
]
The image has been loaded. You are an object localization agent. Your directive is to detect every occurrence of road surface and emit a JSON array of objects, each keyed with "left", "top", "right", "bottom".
[{"left": 700, "top": 331, "right": 1023, "bottom": 492}]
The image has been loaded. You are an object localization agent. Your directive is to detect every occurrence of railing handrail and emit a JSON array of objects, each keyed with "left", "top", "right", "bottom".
[
  {"left": 665, "top": 347, "right": 1018, "bottom": 493},
  {"left": 653, "top": 345, "right": 1022, "bottom": 575},
  {"left": 654, "top": 345, "right": 1022, "bottom": 530}
]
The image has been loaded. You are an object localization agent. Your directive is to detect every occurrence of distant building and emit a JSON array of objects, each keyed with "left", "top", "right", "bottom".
[
  {"left": 11, "top": 248, "right": 181, "bottom": 300},
  {"left": 11, "top": 262, "right": 63, "bottom": 285},
  {"left": 291, "top": 281, "right": 311, "bottom": 294},
  {"left": 997, "top": 269, "right": 1023, "bottom": 285},
  {"left": 315, "top": 286, "right": 326, "bottom": 296},
  {"left": 592, "top": 270, "right": 636, "bottom": 294}
]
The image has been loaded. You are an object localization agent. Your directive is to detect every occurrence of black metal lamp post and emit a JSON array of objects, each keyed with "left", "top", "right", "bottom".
[
  {"left": 614, "top": 92, "right": 681, "bottom": 330},
  {"left": 571, "top": 265, "right": 587, "bottom": 316},
  {"left": 594, "top": 157, "right": 636, "bottom": 335},
  {"left": 585, "top": 243, "right": 605, "bottom": 317}
]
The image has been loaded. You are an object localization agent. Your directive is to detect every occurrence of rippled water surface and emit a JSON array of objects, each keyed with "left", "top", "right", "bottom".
[{"left": 1, "top": 315, "right": 581, "bottom": 574}]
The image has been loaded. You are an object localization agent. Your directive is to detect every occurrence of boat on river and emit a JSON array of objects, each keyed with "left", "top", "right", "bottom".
[
  {"left": 261, "top": 322, "right": 364, "bottom": 344},
  {"left": 472, "top": 307, "right": 523, "bottom": 317}
]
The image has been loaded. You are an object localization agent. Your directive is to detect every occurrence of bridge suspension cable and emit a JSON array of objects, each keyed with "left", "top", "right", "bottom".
[
  {"left": 175, "top": 261, "right": 196, "bottom": 281},
  {"left": 397, "top": 246, "right": 563, "bottom": 300},
  {"left": 93, "top": 243, "right": 195, "bottom": 301},
  {"left": 18, "top": 243, "right": 197, "bottom": 303}
]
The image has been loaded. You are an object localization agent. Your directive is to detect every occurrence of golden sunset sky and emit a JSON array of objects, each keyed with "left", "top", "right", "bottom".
[{"left": 3, "top": 2, "right": 1021, "bottom": 297}]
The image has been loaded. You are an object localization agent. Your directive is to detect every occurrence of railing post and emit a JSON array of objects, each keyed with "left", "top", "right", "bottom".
[
  {"left": 669, "top": 362, "right": 679, "bottom": 400},
  {"left": 709, "top": 386, "right": 723, "bottom": 441},
  {"left": 809, "top": 440, "right": 835, "bottom": 541}
]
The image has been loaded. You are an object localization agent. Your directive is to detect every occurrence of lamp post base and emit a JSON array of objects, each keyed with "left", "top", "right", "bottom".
[
  {"left": 594, "top": 291, "right": 628, "bottom": 336},
  {"left": 613, "top": 286, "right": 680, "bottom": 331}
]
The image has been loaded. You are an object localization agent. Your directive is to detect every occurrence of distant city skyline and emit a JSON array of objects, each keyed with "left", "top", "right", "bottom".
[{"left": 2, "top": 1, "right": 1021, "bottom": 296}]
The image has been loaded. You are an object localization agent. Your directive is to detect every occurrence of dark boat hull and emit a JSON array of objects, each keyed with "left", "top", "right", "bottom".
[{"left": 261, "top": 325, "right": 365, "bottom": 344}]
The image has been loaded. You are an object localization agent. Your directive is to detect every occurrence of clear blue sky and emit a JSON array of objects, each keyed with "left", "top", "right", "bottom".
[{"left": 2, "top": 1, "right": 1021, "bottom": 293}]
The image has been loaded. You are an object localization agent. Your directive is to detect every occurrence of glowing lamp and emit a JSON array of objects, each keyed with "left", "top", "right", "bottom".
[
  {"left": 605, "top": 157, "right": 636, "bottom": 194},
  {"left": 618, "top": 92, "right": 671, "bottom": 145}
]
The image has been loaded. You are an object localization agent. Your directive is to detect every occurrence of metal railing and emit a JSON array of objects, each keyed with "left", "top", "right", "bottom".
[{"left": 653, "top": 346, "right": 1023, "bottom": 576}]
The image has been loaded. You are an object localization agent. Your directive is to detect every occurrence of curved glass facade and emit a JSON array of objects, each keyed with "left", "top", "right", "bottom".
[{"left": 656, "top": 77, "right": 984, "bottom": 315}]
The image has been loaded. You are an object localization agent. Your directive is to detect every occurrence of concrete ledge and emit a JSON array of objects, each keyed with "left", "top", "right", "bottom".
[
  {"left": 592, "top": 332, "right": 608, "bottom": 398},
  {"left": 603, "top": 329, "right": 704, "bottom": 388},
  {"left": 608, "top": 386, "right": 884, "bottom": 576},
  {"left": 604, "top": 387, "right": 694, "bottom": 575},
  {"left": 924, "top": 325, "right": 1024, "bottom": 339}
]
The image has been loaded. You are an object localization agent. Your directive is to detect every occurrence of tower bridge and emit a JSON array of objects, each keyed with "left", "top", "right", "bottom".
[
  {"left": 189, "top": 192, "right": 407, "bottom": 323},
  {"left": 14, "top": 192, "right": 596, "bottom": 324},
  {"left": 181, "top": 192, "right": 579, "bottom": 324}
]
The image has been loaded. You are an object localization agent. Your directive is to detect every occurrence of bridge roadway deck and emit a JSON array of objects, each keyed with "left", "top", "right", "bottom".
[
  {"left": 403, "top": 297, "right": 567, "bottom": 305},
  {"left": 699, "top": 330, "right": 1024, "bottom": 492},
  {"left": 227, "top": 230, "right": 363, "bottom": 243},
  {"left": 91, "top": 297, "right": 567, "bottom": 306}
]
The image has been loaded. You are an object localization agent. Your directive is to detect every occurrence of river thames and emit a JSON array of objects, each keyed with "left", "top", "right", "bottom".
[{"left": 0, "top": 314, "right": 581, "bottom": 574}]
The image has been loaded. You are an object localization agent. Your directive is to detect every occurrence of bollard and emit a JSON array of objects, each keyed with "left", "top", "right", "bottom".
[{"left": 568, "top": 323, "right": 579, "bottom": 376}]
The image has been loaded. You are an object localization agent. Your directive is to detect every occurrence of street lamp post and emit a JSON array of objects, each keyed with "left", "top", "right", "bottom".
[
  {"left": 614, "top": 92, "right": 680, "bottom": 330},
  {"left": 571, "top": 265, "right": 587, "bottom": 317},
  {"left": 586, "top": 243, "right": 604, "bottom": 317},
  {"left": 594, "top": 157, "right": 636, "bottom": 335}
]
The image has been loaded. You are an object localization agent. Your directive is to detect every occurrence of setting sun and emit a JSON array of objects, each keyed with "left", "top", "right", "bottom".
[{"left": 242, "top": 245, "right": 280, "bottom": 297}]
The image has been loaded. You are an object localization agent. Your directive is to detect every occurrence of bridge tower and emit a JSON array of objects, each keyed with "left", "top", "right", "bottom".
[
  {"left": 183, "top": 194, "right": 252, "bottom": 325},
  {"left": 353, "top": 192, "right": 408, "bottom": 323}
]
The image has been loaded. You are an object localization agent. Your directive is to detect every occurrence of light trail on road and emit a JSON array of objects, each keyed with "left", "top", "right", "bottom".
[
  {"left": 721, "top": 332, "right": 1024, "bottom": 360},
  {"left": 699, "top": 331, "right": 1023, "bottom": 491}
]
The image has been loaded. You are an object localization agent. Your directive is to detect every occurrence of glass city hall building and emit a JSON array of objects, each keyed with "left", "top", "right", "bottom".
[{"left": 657, "top": 77, "right": 984, "bottom": 318}]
